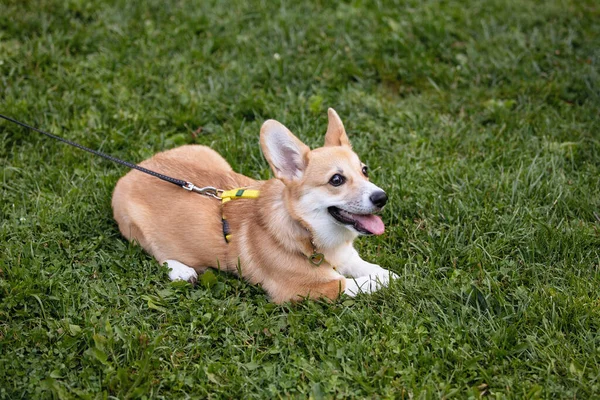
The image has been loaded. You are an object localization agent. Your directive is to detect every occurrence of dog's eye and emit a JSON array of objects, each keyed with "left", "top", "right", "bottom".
[
  {"left": 362, "top": 165, "right": 369, "bottom": 177},
  {"left": 329, "top": 174, "right": 346, "bottom": 187}
]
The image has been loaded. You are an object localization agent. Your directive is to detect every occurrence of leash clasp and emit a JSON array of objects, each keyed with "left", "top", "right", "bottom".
[{"left": 183, "top": 182, "right": 222, "bottom": 199}]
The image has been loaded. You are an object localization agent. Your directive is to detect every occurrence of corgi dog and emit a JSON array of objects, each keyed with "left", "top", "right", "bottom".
[{"left": 112, "top": 109, "right": 397, "bottom": 303}]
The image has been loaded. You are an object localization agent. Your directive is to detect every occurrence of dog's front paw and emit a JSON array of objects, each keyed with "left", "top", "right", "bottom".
[
  {"left": 166, "top": 260, "right": 198, "bottom": 284},
  {"left": 375, "top": 269, "right": 399, "bottom": 282},
  {"left": 343, "top": 269, "right": 397, "bottom": 297}
]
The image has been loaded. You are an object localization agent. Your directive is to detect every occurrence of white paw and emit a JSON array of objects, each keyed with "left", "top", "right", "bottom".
[
  {"left": 343, "top": 269, "right": 398, "bottom": 297},
  {"left": 166, "top": 260, "right": 198, "bottom": 282},
  {"left": 374, "top": 269, "right": 400, "bottom": 282}
]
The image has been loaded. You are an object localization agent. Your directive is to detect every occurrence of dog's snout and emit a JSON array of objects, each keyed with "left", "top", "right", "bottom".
[{"left": 370, "top": 191, "right": 388, "bottom": 208}]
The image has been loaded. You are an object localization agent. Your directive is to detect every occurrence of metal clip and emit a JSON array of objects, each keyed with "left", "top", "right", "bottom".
[{"left": 183, "top": 182, "right": 222, "bottom": 199}]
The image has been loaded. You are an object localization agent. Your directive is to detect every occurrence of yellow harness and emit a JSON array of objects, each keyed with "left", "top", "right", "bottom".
[{"left": 220, "top": 188, "right": 260, "bottom": 243}]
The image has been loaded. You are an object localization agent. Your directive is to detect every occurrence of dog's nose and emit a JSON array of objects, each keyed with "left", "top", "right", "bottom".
[{"left": 370, "top": 191, "right": 388, "bottom": 208}]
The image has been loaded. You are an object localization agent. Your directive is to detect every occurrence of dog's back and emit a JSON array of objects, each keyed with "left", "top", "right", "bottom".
[{"left": 112, "top": 145, "right": 255, "bottom": 268}]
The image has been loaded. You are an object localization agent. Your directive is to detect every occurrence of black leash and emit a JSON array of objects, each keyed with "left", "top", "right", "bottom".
[{"left": 0, "top": 113, "right": 222, "bottom": 198}]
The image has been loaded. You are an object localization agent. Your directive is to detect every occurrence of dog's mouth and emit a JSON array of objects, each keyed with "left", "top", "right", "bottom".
[{"left": 327, "top": 207, "right": 385, "bottom": 235}]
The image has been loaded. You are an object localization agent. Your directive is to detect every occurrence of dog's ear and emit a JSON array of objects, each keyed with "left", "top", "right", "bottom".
[
  {"left": 324, "top": 108, "right": 351, "bottom": 147},
  {"left": 260, "top": 120, "right": 310, "bottom": 182}
]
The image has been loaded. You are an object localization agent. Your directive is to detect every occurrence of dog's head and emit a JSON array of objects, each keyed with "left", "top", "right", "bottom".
[{"left": 260, "top": 108, "right": 387, "bottom": 248}]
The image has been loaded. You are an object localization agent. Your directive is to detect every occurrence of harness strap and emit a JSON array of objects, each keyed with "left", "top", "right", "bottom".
[
  {"left": 220, "top": 188, "right": 260, "bottom": 242},
  {"left": 221, "top": 189, "right": 261, "bottom": 203}
]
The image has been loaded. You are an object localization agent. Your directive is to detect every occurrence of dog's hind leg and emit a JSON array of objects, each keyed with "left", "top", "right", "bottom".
[{"left": 165, "top": 260, "right": 198, "bottom": 283}]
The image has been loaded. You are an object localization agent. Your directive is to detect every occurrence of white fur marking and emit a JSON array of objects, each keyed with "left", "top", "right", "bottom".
[
  {"left": 343, "top": 269, "right": 398, "bottom": 296},
  {"left": 166, "top": 260, "right": 198, "bottom": 282}
]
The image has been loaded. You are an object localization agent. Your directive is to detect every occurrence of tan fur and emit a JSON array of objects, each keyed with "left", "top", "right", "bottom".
[{"left": 112, "top": 110, "right": 383, "bottom": 303}]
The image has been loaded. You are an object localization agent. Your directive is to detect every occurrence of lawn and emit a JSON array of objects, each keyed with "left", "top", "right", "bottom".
[{"left": 1, "top": 0, "right": 599, "bottom": 398}]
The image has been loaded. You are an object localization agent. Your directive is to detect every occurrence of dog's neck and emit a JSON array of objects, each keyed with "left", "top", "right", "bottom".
[
  {"left": 256, "top": 179, "right": 355, "bottom": 261},
  {"left": 254, "top": 180, "right": 311, "bottom": 257}
]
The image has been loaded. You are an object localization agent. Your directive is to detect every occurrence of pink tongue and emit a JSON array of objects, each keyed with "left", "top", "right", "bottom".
[{"left": 353, "top": 214, "right": 385, "bottom": 235}]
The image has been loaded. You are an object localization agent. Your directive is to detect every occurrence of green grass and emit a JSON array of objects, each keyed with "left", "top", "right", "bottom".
[{"left": 1, "top": 0, "right": 599, "bottom": 398}]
